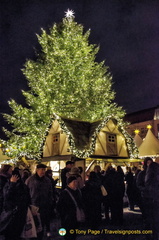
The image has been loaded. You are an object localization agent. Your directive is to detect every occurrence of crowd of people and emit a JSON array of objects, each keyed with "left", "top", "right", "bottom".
[
  {"left": 0, "top": 164, "right": 57, "bottom": 240},
  {"left": 59, "top": 159, "right": 159, "bottom": 240},
  {"left": 0, "top": 158, "right": 159, "bottom": 240}
]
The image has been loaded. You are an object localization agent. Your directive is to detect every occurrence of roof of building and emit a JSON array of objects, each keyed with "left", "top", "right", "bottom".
[
  {"left": 138, "top": 128, "right": 159, "bottom": 157},
  {"left": 134, "top": 134, "right": 143, "bottom": 148},
  {"left": 61, "top": 117, "right": 102, "bottom": 150},
  {"left": 124, "top": 106, "right": 158, "bottom": 124}
]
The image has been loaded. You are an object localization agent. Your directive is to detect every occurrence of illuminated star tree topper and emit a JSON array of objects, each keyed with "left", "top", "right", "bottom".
[{"left": 65, "top": 9, "right": 75, "bottom": 19}]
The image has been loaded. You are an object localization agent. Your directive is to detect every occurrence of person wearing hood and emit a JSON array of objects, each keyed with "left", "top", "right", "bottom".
[
  {"left": 1, "top": 169, "right": 30, "bottom": 240},
  {"left": 21, "top": 168, "right": 31, "bottom": 183}
]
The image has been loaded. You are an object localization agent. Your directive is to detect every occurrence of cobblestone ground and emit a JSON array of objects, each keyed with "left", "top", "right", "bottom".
[{"left": 43, "top": 207, "right": 153, "bottom": 240}]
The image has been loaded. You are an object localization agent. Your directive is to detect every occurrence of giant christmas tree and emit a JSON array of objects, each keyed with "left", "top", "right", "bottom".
[{"left": 1, "top": 10, "right": 126, "bottom": 161}]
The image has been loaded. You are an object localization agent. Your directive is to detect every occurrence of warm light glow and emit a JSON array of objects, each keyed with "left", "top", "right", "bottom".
[
  {"left": 134, "top": 129, "right": 140, "bottom": 134},
  {"left": 147, "top": 124, "right": 152, "bottom": 129}
]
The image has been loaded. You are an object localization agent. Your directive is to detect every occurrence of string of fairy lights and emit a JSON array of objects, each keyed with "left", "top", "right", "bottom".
[
  {"left": 0, "top": 114, "right": 139, "bottom": 164},
  {"left": 1, "top": 115, "right": 158, "bottom": 164}
]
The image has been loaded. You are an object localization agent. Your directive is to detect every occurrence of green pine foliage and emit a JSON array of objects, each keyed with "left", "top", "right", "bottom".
[{"left": 2, "top": 13, "right": 125, "bottom": 159}]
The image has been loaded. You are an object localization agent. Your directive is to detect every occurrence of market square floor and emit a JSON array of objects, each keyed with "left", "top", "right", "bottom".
[{"left": 44, "top": 206, "right": 152, "bottom": 240}]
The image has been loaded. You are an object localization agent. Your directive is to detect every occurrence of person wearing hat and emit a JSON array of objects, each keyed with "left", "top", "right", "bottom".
[
  {"left": 0, "top": 164, "right": 13, "bottom": 214},
  {"left": 61, "top": 161, "right": 74, "bottom": 190},
  {"left": 25, "top": 164, "right": 53, "bottom": 239},
  {"left": 57, "top": 176, "right": 85, "bottom": 240},
  {"left": 67, "top": 167, "right": 84, "bottom": 189}
]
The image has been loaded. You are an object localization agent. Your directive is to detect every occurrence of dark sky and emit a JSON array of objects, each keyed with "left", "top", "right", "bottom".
[{"left": 1, "top": 0, "right": 159, "bottom": 138}]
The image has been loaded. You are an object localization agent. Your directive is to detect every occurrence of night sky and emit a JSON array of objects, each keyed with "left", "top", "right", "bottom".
[{"left": 1, "top": 0, "right": 159, "bottom": 138}]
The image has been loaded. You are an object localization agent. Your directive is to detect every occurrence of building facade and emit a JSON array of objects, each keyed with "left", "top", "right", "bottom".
[{"left": 124, "top": 106, "right": 159, "bottom": 139}]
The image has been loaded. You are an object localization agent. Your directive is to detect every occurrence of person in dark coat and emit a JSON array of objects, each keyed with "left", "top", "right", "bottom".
[
  {"left": 102, "top": 166, "right": 112, "bottom": 223},
  {"left": 57, "top": 176, "right": 85, "bottom": 240},
  {"left": 117, "top": 166, "right": 125, "bottom": 181},
  {"left": 136, "top": 157, "right": 153, "bottom": 226},
  {"left": 94, "top": 165, "right": 103, "bottom": 184},
  {"left": 145, "top": 161, "right": 159, "bottom": 240},
  {"left": 45, "top": 169, "right": 58, "bottom": 219},
  {"left": 82, "top": 171, "right": 103, "bottom": 228},
  {"left": 61, "top": 161, "right": 74, "bottom": 190},
  {"left": 132, "top": 168, "right": 143, "bottom": 211},
  {"left": 109, "top": 168, "right": 125, "bottom": 225},
  {"left": 125, "top": 167, "right": 134, "bottom": 210},
  {"left": 1, "top": 169, "right": 30, "bottom": 240},
  {"left": 25, "top": 164, "right": 53, "bottom": 239},
  {"left": 0, "top": 164, "right": 13, "bottom": 214}
]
